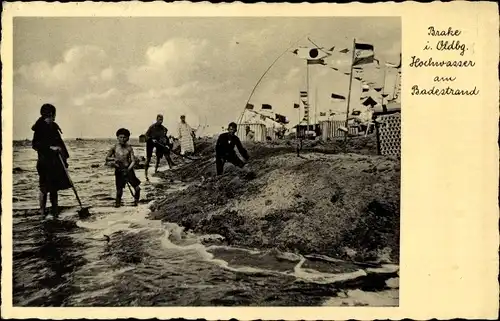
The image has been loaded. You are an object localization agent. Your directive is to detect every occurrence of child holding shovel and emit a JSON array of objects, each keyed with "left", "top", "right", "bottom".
[
  {"left": 32, "top": 104, "right": 73, "bottom": 220},
  {"left": 106, "top": 128, "right": 141, "bottom": 207}
]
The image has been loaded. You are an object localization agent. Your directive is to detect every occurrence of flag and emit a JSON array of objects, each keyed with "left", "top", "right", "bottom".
[
  {"left": 275, "top": 114, "right": 288, "bottom": 124},
  {"left": 319, "top": 112, "right": 327, "bottom": 117},
  {"left": 385, "top": 53, "right": 402, "bottom": 69},
  {"left": 353, "top": 42, "right": 375, "bottom": 66},
  {"left": 292, "top": 46, "right": 329, "bottom": 60},
  {"left": 374, "top": 87, "right": 383, "bottom": 92},
  {"left": 307, "top": 58, "right": 326, "bottom": 65},
  {"left": 362, "top": 97, "right": 378, "bottom": 107},
  {"left": 246, "top": 103, "right": 254, "bottom": 110},
  {"left": 331, "top": 93, "right": 346, "bottom": 101},
  {"left": 262, "top": 104, "right": 272, "bottom": 110},
  {"left": 301, "top": 99, "right": 308, "bottom": 105},
  {"left": 354, "top": 77, "right": 362, "bottom": 81},
  {"left": 300, "top": 91, "right": 308, "bottom": 98},
  {"left": 294, "top": 103, "right": 300, "bottom": 109},
  {"left": 339, "top": 48, "right": 349, "bottom": 53}
]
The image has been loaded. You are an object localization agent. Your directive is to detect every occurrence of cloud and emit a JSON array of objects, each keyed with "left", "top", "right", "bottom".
[
  {"left": 126, "top": 38, "right": 209, "bottom": 90},
  {"left": 16, "top": 45, "right": 113, "bottom": 95}
]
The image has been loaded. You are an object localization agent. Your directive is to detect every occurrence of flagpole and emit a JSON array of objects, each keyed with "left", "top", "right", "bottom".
[
  {"left": 298, "top": 91, "right": 301, "bottom": 137},
  {"left": 381, "top": 64, "right": 387, "bottom": 106},
  {"left": 306, "top": 59, "right": 310, "bottom": 137},
  {"left": 344, "top": 38, "right": 356, "bottom": 142},
  {"left": 314, "top": 85, "right": 318, "bottom": 130}
]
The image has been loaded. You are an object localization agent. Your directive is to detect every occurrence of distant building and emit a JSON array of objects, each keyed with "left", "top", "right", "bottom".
[{"left": 139, "top": 134, "right": 147, "bottom": 143}]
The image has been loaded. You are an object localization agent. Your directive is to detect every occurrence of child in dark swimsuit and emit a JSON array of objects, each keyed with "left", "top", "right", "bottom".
[{"left": 106, "top": 128, "right": 141, "bottom": 207}]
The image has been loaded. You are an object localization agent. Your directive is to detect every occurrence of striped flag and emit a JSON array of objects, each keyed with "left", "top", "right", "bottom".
[
  {"left": 353, "top": 42, "right": 375, "bottom": 66},
  {"left": 300, "top": 91, "right": 308, "bottom": 98},
  {"left": 307, "top": 58, "right": 326, "bottom": 65}
]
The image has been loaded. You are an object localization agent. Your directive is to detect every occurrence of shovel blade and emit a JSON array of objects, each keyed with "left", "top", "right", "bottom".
[{"left": 78, "top": 207, "right": 92, "bottom": 219}]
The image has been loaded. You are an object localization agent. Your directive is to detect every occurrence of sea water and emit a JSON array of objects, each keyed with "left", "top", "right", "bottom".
[{"left": 11, "top": 139, "right": 393, "bottom": 307}]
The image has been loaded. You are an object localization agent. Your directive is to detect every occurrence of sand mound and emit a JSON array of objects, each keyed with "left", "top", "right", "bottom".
[{"left": 149, "top": 140, "right": 399, "bottom": 263}]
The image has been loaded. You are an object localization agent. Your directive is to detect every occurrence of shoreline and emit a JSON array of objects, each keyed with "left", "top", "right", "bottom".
[{"left": 148, "top": 136, "right": 400, "bottom": 265}]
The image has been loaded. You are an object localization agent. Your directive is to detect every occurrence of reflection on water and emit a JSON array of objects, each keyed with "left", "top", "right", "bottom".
[{"left": 12, "top": 139, "right": 392, "bottom": 307}]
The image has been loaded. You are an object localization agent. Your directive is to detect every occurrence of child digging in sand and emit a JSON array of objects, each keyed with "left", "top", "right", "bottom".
[{"left": 106, "top": 128, "right": 141, "bottom": 207}]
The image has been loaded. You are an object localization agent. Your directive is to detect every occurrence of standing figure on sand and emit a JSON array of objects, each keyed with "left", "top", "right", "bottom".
[
  {"left": 32, "top": 104, "right": 73, "bottom": 220},
  {"left": 178, "top": 115, "right": 196, "bottom": 156},
  {"left": 106, "top": 128, "right": 141, "bottom": 208},
  {"left": 216, "top": 122, "right": 250, "bottom": 176},
  {"left": 144, "top": 114, "right": 175, "bottom": 181}
]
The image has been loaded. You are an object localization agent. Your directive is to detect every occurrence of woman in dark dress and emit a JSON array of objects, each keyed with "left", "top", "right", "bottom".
[{"left": 31, "top": 104, "right": 72, "bottom": 219}]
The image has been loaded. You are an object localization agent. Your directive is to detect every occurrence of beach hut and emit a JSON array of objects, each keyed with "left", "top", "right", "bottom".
[
  {"left": 237, "top": 123, "right": 267, "bottom": 142},
  {"left": 319, "top": 120, "right": 358, "bottom": 139}
]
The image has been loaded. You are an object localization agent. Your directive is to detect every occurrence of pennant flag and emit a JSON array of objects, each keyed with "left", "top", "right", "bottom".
[
  {"left": 339, "top": 48, "right": 349, "bottom": 53},
  {"left": 294, "top": 103, "right": 300, "bottom": 109},
  {"left": 319, "top": 112, "right": 327, "bottom": 117},
  {"left": 262, "top": 104, "right": 272, "bottom": 110},
  {"left": 331, "top": 93, "right": 346, "bottom": 101},
  {"left": 381, "top": 93, "right": 389, "bottom": 98},
  {"left": 330, "top": 111, "right": 336, "bottom": 116},
  {"left": 374, "top": 87, "right": 383, "bottom": 92},
  {"left": 246, "top": 103, "right": 254, "bottom": 110},
  {"left": 362, "top": 97, "right": 378, "bottom": 107},
  {"left": 330, "top": 67, "right": 339, "bottom": 71},
  {"left": 300, "top": 91, "right": 308, "bottom": 97},
  {"left": 301, "top": 99, "right": 308, "bottom": 105},
  {"left": 353, "top": 42, "right": 375, "bottom": 66},
  {"left": 343, "top": 72, "right": 350, "bottom": 75},
  {"left": 353, "top": 66, "right": 363, "bottom": 70},
  {"left": 354, "top": 77, "right": 362, "bottom": 81},
  {"left": 292, "top": 46, "right": 329, "bottom": 60},
  {"left": 362, "top": 87, "right": 369, "bottom": 92}
]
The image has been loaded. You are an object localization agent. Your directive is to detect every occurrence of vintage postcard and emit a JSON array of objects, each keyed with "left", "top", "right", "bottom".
[{"left": 1, "top": 1, "right": 498, "bottom": 320}]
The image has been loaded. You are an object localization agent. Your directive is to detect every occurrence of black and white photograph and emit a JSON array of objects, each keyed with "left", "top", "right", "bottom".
[{"left": 10, "top": 16, "right": 401, "bottom": 307}]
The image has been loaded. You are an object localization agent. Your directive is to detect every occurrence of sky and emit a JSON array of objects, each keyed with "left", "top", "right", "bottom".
[{"left": 13, "top": 17, "right": 401, "bottom": 139}]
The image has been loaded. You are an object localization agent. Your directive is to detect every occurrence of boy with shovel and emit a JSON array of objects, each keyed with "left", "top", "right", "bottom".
[
  {"left": 144, "top": 114, "right": 175, "bottom": 181},
  {"left": 106, "top": 128, "right": 141, "bottom": 207},
  {"left": 32, "top": 104, "right": 73, "bottom": 220}
]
